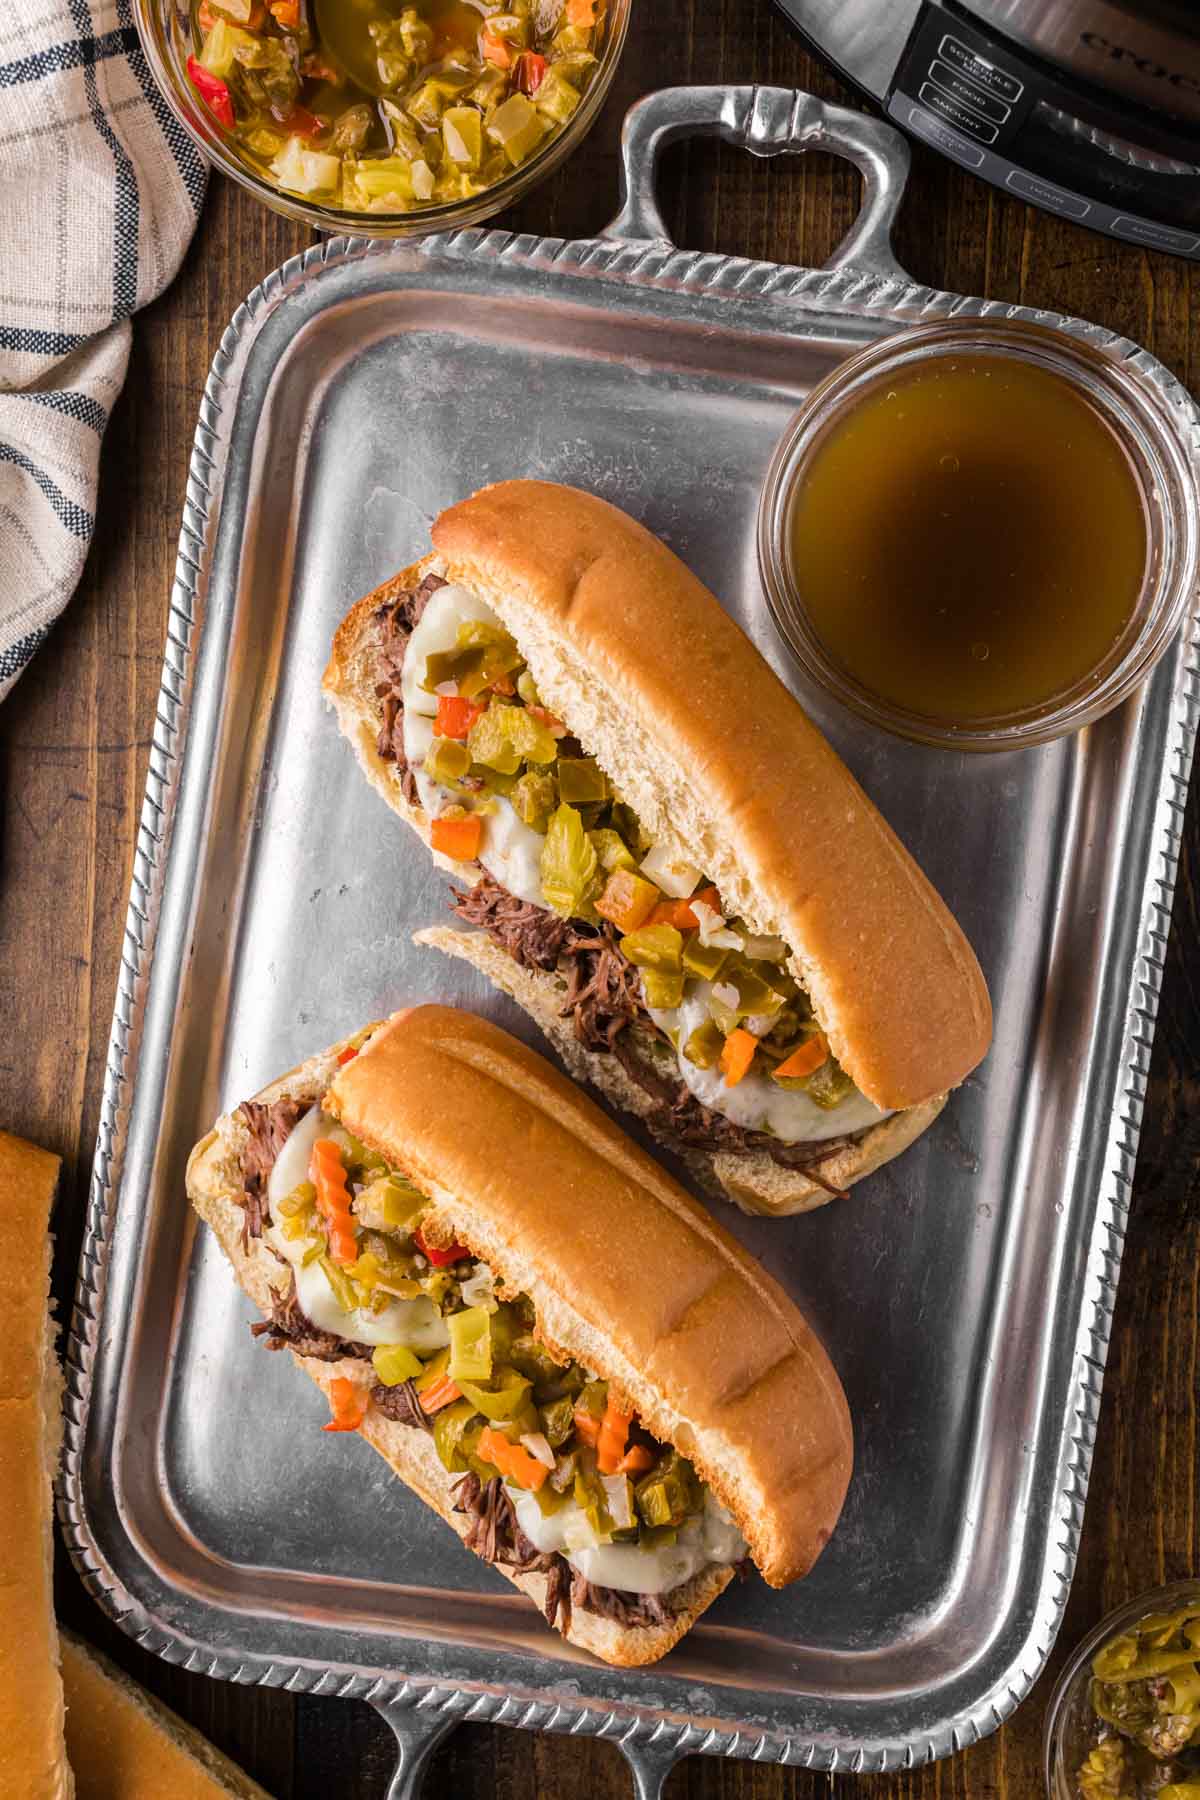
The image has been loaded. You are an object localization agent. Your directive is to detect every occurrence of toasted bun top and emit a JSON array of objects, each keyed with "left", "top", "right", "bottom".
[
  {"left": 431, "top": 480, "right": 991, "bottom": 1110},
  {"left": 0, "top": 1131, "right": 70, "bottom": 1800},
  {"left": 60, "top": 1634, "right": 272, "bottom": 1800},
  {"left": 325, "top": 1006, "right": 852, "bottom": 1586}
]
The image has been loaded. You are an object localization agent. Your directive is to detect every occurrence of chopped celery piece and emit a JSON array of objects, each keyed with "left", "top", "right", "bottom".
[
  {"left": 533, "top": 67, "right": 581, "bottom": 124},
  {"left": 539, "top": 1395, "right": 576, "bottom": 1448},
  {"left": 516, "top": 669, "right": 540, "bottom": 707},
  {"left": 468, "top": 702, "right": 558, "bottom": 773},
  {"left": 199, "top": 19, "right": 255, "bottom": 79},
  {"left": 349, "top": 156, "right": 416, "bottom": 204},
  {"left": 683, "top": 1019, "right": 724, "bottom": 1069},
  {"left": 318, "top": 1254, "right": 359, "bottom": 1314},
  {"left": 397, "top": 5, "right": 434, "bottom": 60},
  {"left": 411, "top": 157, "right": 435, "bottom": 201},
  {"left": 540, "top": 804, "right": 598, "bottom": 917},
  {"left": 642, "top": 969, "right": 684, "bottom": 1010},
  {"left": 801, "top": 1056, "right": 856, "bottom": 1110},
  {"left": 372, "top": 1343, "right": 423, "bottom": 1387},
  {"left": 682, "top": 937, "right": 729, "bottom": 982},
  {"left": 275, "top": 1180, "right": 316, "bottom": 1219},
  {"left": 271, "top": 136, "right": 341, "bottom": 196},
  {"left": 486, "top": 92, "right": 547, "bottom": 165},
  {"left": 424, "top": 736, "right": 472, "bottom": 785},
  {"left": 443, "top": 106, "right": 483, "bottom": 168},
  {"left": 590, "top": 828, "right": 636, "bottom": 873},
  {"left": 619, "top": 923, "right": 683, "bottom": 973},
  {"left": 243, "top": 126, "right": 285, "bottom": 160},
  {"left": 447, "top": 1305, "right": 493, "bottom": 1382},
  {"left": 556, "top": 757, "right": 608, "bottom": 804}
]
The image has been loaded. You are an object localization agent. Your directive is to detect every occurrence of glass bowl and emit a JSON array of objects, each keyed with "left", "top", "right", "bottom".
[
  {"left": 757, "top": 318, "right": 1200, "bottom": 752},
  {"left": 1043, "top": 1580, "right": 1200, "bottom": 1800},
  {"left": 131, "top": 0, "right": 631, "bottom": 236}
]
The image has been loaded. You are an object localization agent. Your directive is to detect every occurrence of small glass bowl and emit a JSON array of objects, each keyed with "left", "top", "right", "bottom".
[
  {"left": 131, "top": 0, "right": 630, "bottom": 237},
  {"left": 1043, "top": 1579, "right": 1200, "bottom": 1800},
  {"left": 757, "top": 318, "right": 1200, "bottom": 752}
]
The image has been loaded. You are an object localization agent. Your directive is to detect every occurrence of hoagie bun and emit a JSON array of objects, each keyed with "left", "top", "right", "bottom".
[
  {"left": 187, "top": 1007, "right": 851, "bottom": 1666},
  {"left": 323, "top": 482, "right": 990, "bottom": 1216}
]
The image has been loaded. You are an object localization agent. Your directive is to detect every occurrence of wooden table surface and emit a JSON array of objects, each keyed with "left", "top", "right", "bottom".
[{"left": 2, "top": 2, "right": 1197, "bottom": 1795}]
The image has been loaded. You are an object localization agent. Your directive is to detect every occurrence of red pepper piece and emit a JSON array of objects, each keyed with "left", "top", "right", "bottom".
[
  {"left": 413, "top": 1226, "right": 470, "bottom": 1268},
  {"left": 336, "top": 1045, "right": 358, "bottom": 1066},
  {"left": 514, "top": 52, "right": 547, "bottom": 95},
  {"left": 274, "top": 103, "right": 323, "bottom": 137},
  {"left": 433, "top": 694, "right": 484, "bottom": 740},
  {"left": 187, "top": 55, "right": 235, "bottom": 131}
]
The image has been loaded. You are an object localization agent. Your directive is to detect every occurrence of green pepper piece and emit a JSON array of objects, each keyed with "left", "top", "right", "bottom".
[
  {"left": 507, "top": 1333, "right": 565, "bottom": 1391},
  {"left": 424, "top": 736, "right": 472, "bottom": 786},
  {"left": 620, "top": 923, "right": 683, "bottom": 973},
  {"left": 433, "top": 1399, "right": 482, "bottom": 1473},
  {"left": 473, "top": 764, "right": 519, "bottom": 798},
  {"left": 533, "top": 66, "right": 581, "bottom": 124},
  {"left": 540, "top": 804, "right": 598, "bottom": 918},
  {"left": 317, "top": 1254, "right": 359, "bottom": 1314},
  {"left": 443, "top": 105, "right": 482, "bottom": 169},
  {"left": 641, "top": 969, "right": 684, "bottom": 1010},
  {"left": 486, "top": 91, "right": 547, "bottom": 165},
  {"left": 557, "top": 757, "right": 608, "bottom": 804},
  {"left": 573, "top": 1463, "right": 615, "bottom": 1538},
  {"left": 511, "top": 768, "right": 558, "bottom": 830},
  {"left": 589, "top": 828, "right": 636, "bottom": 873},
  {"left": 456, "top": 1367, "right": 532, "bottom": 1422},
  {"left": 682, "top": 938, "right": 730, "bottom": 982},
  {"left": 575, "top": 1378, "right": 608, "bottom": 1420},
  {"left": 683, "top": 1019, "right": 724, "bottom": 1070},
  {"left": 531, "top": 1480, "right": 571, "bottom": 1516},
  {"left": 634, "top": 1449, "right": 701, "bottom": 1529},
  {"left": 372, "top": 1343, "right": 423, "bottom": 1387},
  {"left": 540, "top": 1395, "right": 576, "bottom": 1448},
  {"left": 802, "top": 1056, "right": 856, "bottom": 1110},
  {"left": 275, "top": 1179, "right": 316, "bottom": 1219}
]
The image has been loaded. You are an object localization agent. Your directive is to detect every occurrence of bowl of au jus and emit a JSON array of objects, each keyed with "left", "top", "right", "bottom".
[
  {"left": 1044, "top": 1582, "right": 1200, "bottom": 1800},
  {"left": 133, "top": 0, "right": 629, "bottom": 234},
  {"left": 758, "top": 319, "right": 1200, "bottom": 752}
]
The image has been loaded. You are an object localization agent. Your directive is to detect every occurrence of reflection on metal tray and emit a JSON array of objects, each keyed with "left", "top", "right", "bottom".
[{"left": 57, "top": 84, "right": 1200, "bottom": 1799}]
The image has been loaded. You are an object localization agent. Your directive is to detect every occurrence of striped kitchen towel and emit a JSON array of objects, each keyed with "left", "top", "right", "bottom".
[{"left": 0, "top": 0, "right": 207, "bottom": 700}]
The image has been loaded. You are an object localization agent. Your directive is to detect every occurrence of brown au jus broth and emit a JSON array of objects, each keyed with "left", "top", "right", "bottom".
[{"left": 787, "top": 355, "right": 1149, "bottom": 722}]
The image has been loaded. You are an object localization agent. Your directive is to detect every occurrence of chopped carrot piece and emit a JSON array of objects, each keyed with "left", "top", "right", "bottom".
[
  {"left": 310, "top": 1138, "right": 358, "bottom": 1265},
  {"left": 566, "top": 0, "right": 595, "bottom": 23},
  {"left": 322, "top": 1376, "right": 366, "bottom": 1433},
  {"left": 771, "top": 1036, "right": 829, "bottom": 1081},
  {"left": 477, "top": 1425, "right": 549, "bottom": 1491},
  {"left": 719, "top": 1028, "right": 757, "bottom": 1089},
  {"left": 336, "top": 1044, "right": 358, "bottom": 1066},
  {"left": 481, "top": 28, "right": 511, "bottom": 68},
  {"left": 198, "top": 0, "right": 216, "bottom": 28},
  {"left": 614, "top": 1444, "right": 655, "bottom": 1476},
  {"left": 418, "top": 1373, "right": 463, "bottom": 1414},
  {"left": 430, "top": 813, "right": 483, "bottom": 860},
  {"left": 572, "top": 1408, "right": 601, "bottom": 1448},
  {"left": 594, "top": 869, "right": 660, "bottom": 933},
  {"left": 269, "top": 0, "right": 299, "bottom": 24},
  {"left": 596, "top": 1398, "right": 633, "bottom": 1474},
  {"left": 645, "top": 885, "right": 722, "bottom": 930}
]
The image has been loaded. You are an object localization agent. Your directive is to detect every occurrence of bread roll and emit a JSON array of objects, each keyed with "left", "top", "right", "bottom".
[
  {"left": 187, "top": 1008, "right": 852, "bottom": 1664},
  {"left": 323, "top": 482, "right": 990, "bottom": 1216}
]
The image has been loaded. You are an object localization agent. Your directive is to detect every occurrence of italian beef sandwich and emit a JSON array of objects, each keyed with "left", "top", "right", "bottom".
[
  {"left": 187, "top": 1005, "right": 852, "bottom": 1667},
  {"left": 323, "top": 481, "right": 991, "bottom": 1217}
]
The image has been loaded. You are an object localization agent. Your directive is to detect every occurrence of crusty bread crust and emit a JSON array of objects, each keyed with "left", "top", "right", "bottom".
[
  {"left": 60, "top": 1632, "right": 272, "bottom": 1799},
  {"left": 414, "top": 924, "right": 946, "bottom": 1216},
  {"left": 428, "top": 481, "right": 990, "bottom": 1110},
  {"left": 324, "top": 1008, "right": 852, "bottom": 1587},
  {"left": 0, "top": 1131, "right": 72, "bottom": 1800},
  {"left": 184, "top": 1027, "right": 745, "bottom": 1666}
]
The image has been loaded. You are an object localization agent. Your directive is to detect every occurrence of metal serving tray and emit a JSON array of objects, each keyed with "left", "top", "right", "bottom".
[{"left": 59, "top": 86, "right": 1200, "bottom": 1796}]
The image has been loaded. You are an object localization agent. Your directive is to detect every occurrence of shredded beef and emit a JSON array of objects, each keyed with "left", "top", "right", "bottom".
[
  {"left": 448, "top": 880, "right": 852, "bottom": 1190},
  {"left": 450, "top": 874, "right": 569, "bottom": 971},
  {"left": 450, "top": 1475, "right": 666, "bottom": 1633},
  {"left": 372, "top": 571, "right": 448, "bottom": 788},
  {"left": 236, "top": 1096, "right": 307, "bottom": 1247},
  {"left": 250, "top": 1283, "right": 371, "bottom": 1362},
  {"left": 370, "top": 1378, "right": 429, "bottom": 1430},
  {"left": 570, "top": 1572, "right": 672, "bottom": 1630}
]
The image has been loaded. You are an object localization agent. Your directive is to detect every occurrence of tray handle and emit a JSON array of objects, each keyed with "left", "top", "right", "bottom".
[
  {"left": 373, "top": 1696, "right": 458, "bottom": 1800},
  {"left": 602, "top": 83, "right": 913, "bottom": 282}
]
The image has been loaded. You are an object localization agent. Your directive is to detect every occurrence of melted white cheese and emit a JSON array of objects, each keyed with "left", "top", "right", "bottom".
[
  {"left": 400, "top": 582, "right": 546, "bottom": 905},
  {"left": 510, "top": 1489, "right": 746, "bottom": 1594},
  {"left": 263, "top": 1108, "right": 450, "bottom": 1353},
  {"left": 647, "top": 985, "right": 890, "bottom": 1145}
]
